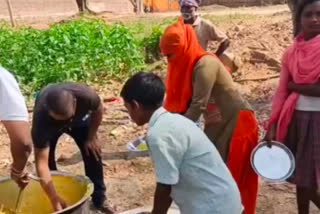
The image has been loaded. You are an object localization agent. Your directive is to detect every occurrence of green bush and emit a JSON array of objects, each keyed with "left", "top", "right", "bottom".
[
  {"left": 0, "top": 19, "right": 145, "bottom": 90},
  {"left": 142, "top": 26, "right": 163, "bottom": 63}
]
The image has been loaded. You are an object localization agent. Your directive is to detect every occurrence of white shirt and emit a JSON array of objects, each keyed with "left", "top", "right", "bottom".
[
  {"left": 147, "top": 107, "right": 243, "bottom": 214},
  {"left": 296, "top": 95, "right": 320, "bottom": 111},
  {"left": 0, "top": 66, "right": 28, "bottom": 121}
]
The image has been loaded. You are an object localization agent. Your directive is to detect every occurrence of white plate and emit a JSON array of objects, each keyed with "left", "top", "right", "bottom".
[
  {"left": 251, "top": 141, "right": 295, "bottom": 183},
  {"left": 127, "top": 136, "right": 148, "bottom": 152}
]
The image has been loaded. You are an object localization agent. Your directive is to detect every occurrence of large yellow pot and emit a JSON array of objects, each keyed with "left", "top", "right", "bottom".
[{"left": 0, "top": 171, "right": 93, "bottom": 214}]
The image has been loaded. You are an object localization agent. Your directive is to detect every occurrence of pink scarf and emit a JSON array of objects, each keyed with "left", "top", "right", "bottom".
[{"left": 268, "top": 34, "right": 320, "bottom": 141}]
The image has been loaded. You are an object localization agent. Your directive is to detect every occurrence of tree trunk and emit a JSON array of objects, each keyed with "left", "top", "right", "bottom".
[
  {"left": 76, "top": 0, "right": 86, "bottom": 12},
  {"left": 136, "top": 0, "right": 145, "bottom": 14},
  {"left": 5, "top": 0, "right": 15, "bottom": 27}
]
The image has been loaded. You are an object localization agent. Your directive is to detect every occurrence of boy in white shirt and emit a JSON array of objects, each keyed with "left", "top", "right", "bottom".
[{"left": 120, "top": 72, "right": 242, "bottom": 214}]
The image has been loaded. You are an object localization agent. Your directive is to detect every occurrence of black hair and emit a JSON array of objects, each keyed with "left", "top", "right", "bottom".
[
  {"left": 295, "top": 0, "right": 320, "bottom": 34},
  {"left": 45, "top": 88, "right": 74, "bottom": 116},
  {"left": 120, "top": 72, "right": 165, "bottom": 109}
]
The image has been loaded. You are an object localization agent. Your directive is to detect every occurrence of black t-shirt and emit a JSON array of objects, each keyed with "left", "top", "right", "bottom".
[{"left": 32, "top": 83, "right": 101, "bottom": 149}]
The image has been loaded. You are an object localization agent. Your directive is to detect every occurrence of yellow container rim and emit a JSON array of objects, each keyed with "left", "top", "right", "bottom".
[{"left": 0, "top": 171, "right": 94, "bottom": 214}]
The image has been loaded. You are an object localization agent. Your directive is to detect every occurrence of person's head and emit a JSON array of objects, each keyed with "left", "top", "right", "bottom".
[
  {"left": 120, "top": 72, "right": 165, "bottom": 126},
  {"left": 179, "top": 0, "right": 201, "bottom": 24},
  {"left": 160, "top": 19, "right": 206, "bottom": 113},
  {"left": 45, "top": 88, "right": 76, "bottom": 121},
  {"left": 160, "top": 18, "right": 202, "bottom": 62},
  {"left": 180, "top": 5, "right": 198, "bottom": 24},
  {"left": 160, "top": 20, "right": 186, "bottom": 62},
  {"left": 296, "top": 0, "right": 320, "bottom": 40}
]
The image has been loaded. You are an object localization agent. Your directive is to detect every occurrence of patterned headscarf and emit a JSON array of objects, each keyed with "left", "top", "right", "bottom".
[{"left": 179, "top": 0, "right": 202, "bottom": 8}]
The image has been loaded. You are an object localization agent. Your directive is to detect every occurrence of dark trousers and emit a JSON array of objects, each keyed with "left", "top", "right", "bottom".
[{"left": 48, "top": 121, "right": 106, "bottom": 207}]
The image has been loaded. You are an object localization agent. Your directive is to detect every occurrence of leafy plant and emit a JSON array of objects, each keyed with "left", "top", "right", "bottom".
[
  {"left": 0, "top": 19, "right": 145, "bottom": 90},
  {"left": 142, "top": 26, "right": 164, "bottom": 63}
]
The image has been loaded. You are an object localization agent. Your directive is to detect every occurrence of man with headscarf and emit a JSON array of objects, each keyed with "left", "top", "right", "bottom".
[{"left": 179, "top": 0, "right": 237, "bottom": 72}]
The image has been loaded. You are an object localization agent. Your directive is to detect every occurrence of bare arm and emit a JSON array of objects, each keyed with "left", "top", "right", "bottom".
[
  {"left": 264, "top": 122, "right": 277, "bottom": 144},
  {"left": 215, "top": 39, "right": 230, "bottom": 57},
  {"left": 88, "top": 102, "right": 103, "bottom": 141},
  {"left": 3, "top": 121, "right": 32, "bottom": 188},
  {"left": 35, "top": 147, "right": 66, "bottom": 211},
  {"left": 206, "top": 20, "right": 230, "bottom": 56},
  {"left": 84, "top": 102, "right": 103, "bottom": 161},
  {"left": 152, "top": 183, "right": 172, "bottom": 214},
  {"left": 4, "top": 121, "right": 32, "bottom": 171},
  {"left": 288, "top": 81, "right": 320, "bottom": 97}
]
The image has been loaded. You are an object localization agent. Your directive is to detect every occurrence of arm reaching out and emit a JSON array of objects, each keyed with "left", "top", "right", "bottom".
[{"left": 34, "top": 147, "right": 67, "bottom": 211}]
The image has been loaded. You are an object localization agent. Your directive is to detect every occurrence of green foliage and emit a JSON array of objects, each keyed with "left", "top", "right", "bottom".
[
  {"left": 142, "top": 26, "right": 163, "bottom": 63},
  {"left": 0, "top": 13, "right": 259, "bottom": 93},
  {"left": 0, "top": 19, "right": 145, "bottom": 90}
]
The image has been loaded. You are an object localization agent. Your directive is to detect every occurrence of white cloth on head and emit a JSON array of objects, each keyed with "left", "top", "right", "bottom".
[
  {"left": 0, "top": 66, "right": 28, "bottom": 121},
  {"left": 179, "top": 0, "right": 202, "bottom": 8}
]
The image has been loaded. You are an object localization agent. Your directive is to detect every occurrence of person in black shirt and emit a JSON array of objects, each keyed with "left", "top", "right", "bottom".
[{"left": 32, "top": 83, "right": 113, "bottom": 213}]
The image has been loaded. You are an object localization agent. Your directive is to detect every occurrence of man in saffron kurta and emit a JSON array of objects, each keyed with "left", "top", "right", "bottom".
[{"left": 160, "top": 18, "right": 258, "bottom": 214}]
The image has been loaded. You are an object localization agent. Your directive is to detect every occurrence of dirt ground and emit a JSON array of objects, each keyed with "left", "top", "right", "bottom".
[{"left": 0, "top": 4, "right": 319, "bottom": 214}]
